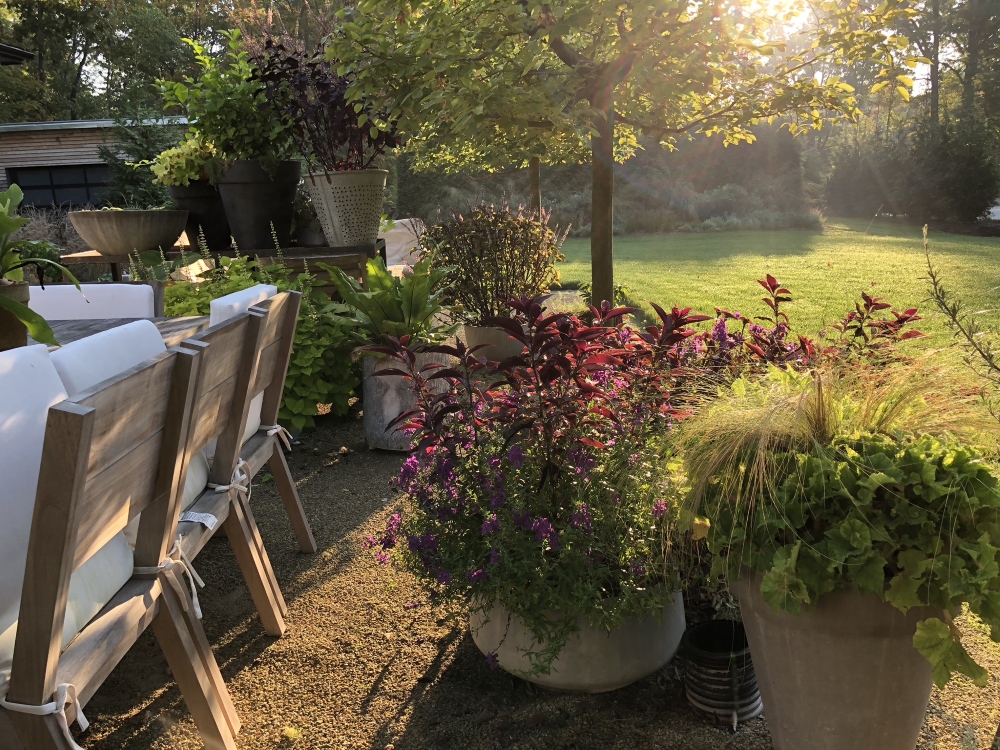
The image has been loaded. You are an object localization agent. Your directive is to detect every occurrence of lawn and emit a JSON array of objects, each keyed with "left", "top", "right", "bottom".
[{"left": 559, "top": 218, "right": 1000, "bottom": 349}]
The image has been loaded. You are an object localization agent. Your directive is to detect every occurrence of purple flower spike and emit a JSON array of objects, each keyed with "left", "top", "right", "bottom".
[
  {"left": 489, "top": 547, "right": 501, "bottom": 566},
  {"left": 481, "top": 514, "right": 500, "bottom": 535},
  {"left": 467, "top": 568, "right": 489, "bottom": 585},
  {"left": 507, "top": 446, "right": 525, "bottom": 469},
  {"left": 653, "top": 499, "right": 669, "bottom": 519},
  {"left": 485, "top": 652, "right": 500, "bottom": 670},
  {"left": 437, "top": 570, "right": 452, "bottom": 585}
]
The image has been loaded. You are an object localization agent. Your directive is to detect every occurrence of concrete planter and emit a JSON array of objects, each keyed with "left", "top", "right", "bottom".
[
  {"left": 462, "top": 323, "right": 524, "bottom": 362},
  {"left": 470, "top": 594, "right": 686, "bottom": 692},
  {"left": 733, "top": 573, "right": 940, "bottom": 750},
  {"left": 362, "top": 351, "right": 449, "bottom": 451},
  {"left": 305, "top": 169, "right": 387, "bottom": 246},
  {"left": 68, "top": 209, "right": 188, "bottom": 256},
  {"left": 0, "top": 281, "right": 29, "bottom": 350}
]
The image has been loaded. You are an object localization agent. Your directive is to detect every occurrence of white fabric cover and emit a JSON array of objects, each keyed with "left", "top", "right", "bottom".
[
  {"left": 0, "top": 346, "right": 135, "bottom": 690},
  {"left": 208, "top": 284, "right": 277, "bottom": 327},
  {"left": 50, "top": 320, "right": 167, "bottom": 397},
  {"left": 379, "top": 218, "right": 424, "bottom": 266},
  {"left": 207, "top": 284, "right": 277, "bottom": 446},
  {"left": 28, "top": 283, "right": 155, "bottom": 320}
]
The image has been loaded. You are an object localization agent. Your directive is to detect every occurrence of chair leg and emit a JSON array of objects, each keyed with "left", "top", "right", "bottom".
[
  {"left": 0, "top": 709, "right": 26, "bottom": 750},
  {"left": 152, "top": 569, "right": 238, "bottom": 750},
  {"left": 2, "top": 709, "right": 62, "bottom": 750},
  {"left": 224, "top": 494, "right": 288, "bottom": 635},
  {"left": 268, "top": 443, "right": 317, "bottom": 553}
]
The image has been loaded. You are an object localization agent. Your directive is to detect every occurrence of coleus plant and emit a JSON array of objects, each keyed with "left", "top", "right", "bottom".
[{"left": 362, "top": 298, "right": 710, "bottom": 673}]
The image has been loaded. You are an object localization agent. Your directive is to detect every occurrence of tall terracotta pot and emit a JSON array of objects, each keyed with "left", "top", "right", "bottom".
[
  {"left": 732, "top": 573, "right": 939, "bottom": 750},
  {"left": 362, "top": 351, "right": 449, "bottom": 451},
  {"left": 0, "top": 281, "right": 30, "bottom": 350}
]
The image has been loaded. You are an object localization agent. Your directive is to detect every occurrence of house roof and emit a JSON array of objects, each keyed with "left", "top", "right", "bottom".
[
  {"left": 0, "top": 43, "right": 34, "bottom": 66},
  {"left": 0, "top": 117, "right": 187, "bottom": 134}
]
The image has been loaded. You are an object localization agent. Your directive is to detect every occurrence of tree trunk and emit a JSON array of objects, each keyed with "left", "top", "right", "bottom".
[
  {"left": 590, "top": 90, "right": 615, "bottom": 307},
  {"left": 931, "top": 0, "right": 940, "bottom": 124},
  {"left": 529, "top": 156, "right": 541, "bottom": 215},
  {"left": 963, "top": 2, "right": 981, "bottom": 112}
]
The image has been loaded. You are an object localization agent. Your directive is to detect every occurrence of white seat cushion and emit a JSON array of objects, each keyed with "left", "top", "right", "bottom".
[
  {"left": 0, "top": 345, "right": 134, "bottom": 690},
  {"left": 208, "top": 284, "right": 276, "bottom": 327},
  {"left": 29, "top": 283, "right": 154, "bottom": 320},
  {"left": 379, "top": 218, "right": 424, "bottom": 266},
  {"left": 50, "top": 320, "right": 167, "bottom": 397}
]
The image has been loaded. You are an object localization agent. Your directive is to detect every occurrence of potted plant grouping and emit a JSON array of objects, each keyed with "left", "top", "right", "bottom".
[
  {"left": 680, "top": 360, "right": 1000, "bottom": 749},
  {"left": 362, "top": 298, "right": 719, "bottom": 689},
  {"left": 0, "top": 184, "right": 81, "bottom": 349},
  {"left": 161, "top": 30, "right": 299, "bottom": 251},
  {"left": 418, "top": 202, "right": 566, "bottom": 361},
  {"left": 257, "top": 39, "right": 400, "bottom": 248},
  {"left": 149, "top": 135, "right": 231, "bottom": 254},
  {"left": 328, "top": 256, "right": 457, "bottom": 450}
]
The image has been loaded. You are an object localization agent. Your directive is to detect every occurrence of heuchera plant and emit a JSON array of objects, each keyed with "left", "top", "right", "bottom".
[{"left": 364, "top": 298, "right": 711, "bottom": 672}]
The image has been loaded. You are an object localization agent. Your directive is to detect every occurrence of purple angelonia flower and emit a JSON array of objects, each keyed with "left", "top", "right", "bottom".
[
  {"left": 489, "top": 489, "right": 506, "bottom": 511},
  {"left": 571, "top": 503, "right": 593, "bottom": 534},
  {"left": 485, "top": 652, "right": 500, "bottom": 670},
  {"left": 513, "top": 510, "right": 534, "bottom": 530},
  {"left": 653, "top": 499, "right": 669, "bottom": 519},
  {"left": 481, "top": 514, "right": 500, "bottom": 535},
  {"left": 507, "top": 446, "right": 525, "bottom": 469},
  {"left": 436, "top": 570, "right": 452, "bottom": 585},
  {"left": 532, "top": 518, "right": 560, "bottom": 549},
  {"left": 489, "top": 547, "right": 501, "bottom": 566},
  {"left": 467, "top": 568, "right": 489, "bottom": 585}
]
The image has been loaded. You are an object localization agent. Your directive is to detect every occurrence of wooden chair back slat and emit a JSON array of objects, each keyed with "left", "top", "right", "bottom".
[
  {"left": 7, "top": 348, "right": 201, "bottom": 708},
  {"left": 248, "top": 291, "right": 301, "bottom": 425}
]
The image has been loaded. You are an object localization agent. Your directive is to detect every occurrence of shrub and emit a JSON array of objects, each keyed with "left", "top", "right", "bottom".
[
  {"left": 163, "top": 248, "right": 361, "bottom": 429},
  {"left": 418, "top": 203, "right": 566, "bottom": 321}
]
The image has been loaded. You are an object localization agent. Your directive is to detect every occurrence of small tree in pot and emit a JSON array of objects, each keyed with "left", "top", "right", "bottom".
[
  {"left": 680, "top": 361, "right": 1000, "bottom": 750},
  {"left": 150, "top": 136, "right": 231, "bottom": 254},
  {"left": 257, "top": 39, "right": 400, "bottom": 248},
  {"left": 418, "top": 202, "right": 566, "bottom": 361},
  {"left": 161, "top": 30, "right": 299, "bottom": 251},
  {"left": 327, "top": 256, "right": 457, "bottom": 450}
]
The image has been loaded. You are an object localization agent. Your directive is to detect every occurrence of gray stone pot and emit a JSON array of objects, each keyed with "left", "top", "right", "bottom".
[
  {"left": 732, "top": 574, "right": 940, "bottom": 750},
  {"left": 470, "top": 594, "right": 686, "bottom": 692},
  {"left": 68, "top": 210, "right": 188, "bottom": 256},
  {"left": 217, "top": 160, "right": 300, "bottom": 251},
  {"left": 362, "top": 351, "right": 449, "bottom": 451},
  {"left": 462, "top": 323, "right": 524, "bottom": 362}
]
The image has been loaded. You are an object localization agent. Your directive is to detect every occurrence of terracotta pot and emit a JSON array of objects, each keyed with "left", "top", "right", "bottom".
[
  {"left": 732, "top": 573, "right": 939, "bottom": 750},
  {"left": 362, "top": 351, "right": 449, "bottom": 451},
  {"left": 462, "top": 323, "right": 524, "bottom": 362},
  {"left": 305, "top": 169, "right": 387, "bottom": 246},
  {"left": 68, "top": 210, "right": 188, "bottom": 256},
  {"left": 470, "top": 594, "right": 686, "bottom": 692},
  {"left": 0, "top": 281, "right": 30, "bottom": 350}
]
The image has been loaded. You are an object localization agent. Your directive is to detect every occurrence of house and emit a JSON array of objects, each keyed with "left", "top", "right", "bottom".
[
  {"left": 0, "top": 42, "right": 33, "bottom": 66},
  {"left": 0, "top": 118, "right": 185, "bottom": 207}
]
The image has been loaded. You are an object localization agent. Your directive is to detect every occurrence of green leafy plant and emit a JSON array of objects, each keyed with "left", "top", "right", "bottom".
[
  {"left": 162, "top": 244, "right": 360, "bottom": 428},
  {"left": 681, "top": 364, "right": 1000, "bottom": 688},
  {"left": 160, "top": 30, "right": 293, "bottom": 172},
  {"left": 0, "top": 185, "right": 80, "bottom": 345},
  {"left": 150, "top": 136, "right": 222, "bottom": 187},
  {"left": 325, "top": 255, "right": 458, "bottom": 348},
  {"left": 418, "top": 202, "right": 565, "bottom": 322}
]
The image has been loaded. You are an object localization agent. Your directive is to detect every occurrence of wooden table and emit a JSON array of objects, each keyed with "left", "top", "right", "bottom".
[{"left": 31, "top": 316, "right": 209, "bottom": 348}]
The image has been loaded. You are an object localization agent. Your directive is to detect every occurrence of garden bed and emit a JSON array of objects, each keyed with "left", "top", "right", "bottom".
[{"left": 77, "top": 409, "right": 1000, "bottom": 750}]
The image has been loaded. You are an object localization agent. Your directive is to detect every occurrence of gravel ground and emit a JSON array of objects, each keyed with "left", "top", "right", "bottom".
[{"left": 77, "top": 409, "right": 1000, "bottom": 750}]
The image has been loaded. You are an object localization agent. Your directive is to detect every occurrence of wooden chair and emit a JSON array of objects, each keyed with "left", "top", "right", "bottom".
[
  {"left": 0, "top": 345, "right": 240, "bottom": 749},
  {"left": 241, "top": 291, "right": 316, "bottom": 554},
  {"left": 174, "top": 306, "right": 290, "bottom": 637}
]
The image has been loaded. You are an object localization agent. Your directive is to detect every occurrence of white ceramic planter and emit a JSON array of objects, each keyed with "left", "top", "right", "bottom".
[
  {"left": 462, "top": 323, "right": 524, "bottom": 362},
  {"left": 470, "top": 594, "right": 686, "bottom": 692},
  {"left": 305, "top": 169, "right": 388, "bottom": 246},
  {"left": 362, "top": 351, "right": 449, "bottom": 451}
]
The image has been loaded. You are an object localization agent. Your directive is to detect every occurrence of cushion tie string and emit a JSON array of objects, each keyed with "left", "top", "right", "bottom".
[
  {"left": 0, "top": 683, "right": 88, "bottom": 749},
  {"left": 262, "top": 424, "right": 293, "bottom": 452},
  {"left": 208, "top": 458, "right": 250, "bottom": 502},
  {"left": 133, "top": 542, "right": 205, "bottom": 619}
]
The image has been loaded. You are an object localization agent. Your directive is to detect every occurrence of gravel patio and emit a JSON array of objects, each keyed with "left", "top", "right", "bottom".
[{"left": 77, "top": 409, "right": 1000, "bottom": 750}]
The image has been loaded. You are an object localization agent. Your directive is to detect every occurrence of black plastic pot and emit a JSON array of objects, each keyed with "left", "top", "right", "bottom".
[
  {"left": 217, "top": 160, "right": 301, "bottom": 251},
  {"left": 168, "top": 180, "right": 232, "bottom": 254},
  {"left": 682, "top": 620, "right": 763, "bottom": 729}
]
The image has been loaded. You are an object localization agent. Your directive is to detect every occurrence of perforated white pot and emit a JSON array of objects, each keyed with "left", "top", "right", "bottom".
[{"left": 305, "top": 169, "right": 388, "bottom": 247}]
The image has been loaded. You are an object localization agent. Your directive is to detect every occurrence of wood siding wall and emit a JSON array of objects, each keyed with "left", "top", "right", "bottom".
[{"left": 0, "top": 128, "right": 110, "bottom": 190}]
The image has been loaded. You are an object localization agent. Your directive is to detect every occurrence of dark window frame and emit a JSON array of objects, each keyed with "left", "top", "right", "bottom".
[{"left": 6, "top": 164, "right": 110, "bottom": 207}]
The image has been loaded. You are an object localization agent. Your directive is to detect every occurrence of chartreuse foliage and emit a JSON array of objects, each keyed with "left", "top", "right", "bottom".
[
  {"left": 149, "top": 136, "right": 221, "bottom": 187},
  {"left": 683, "top": 365, "right": 1000, "bottom": 688},
  {"left": 324, "top": 256, "right": 458, "bottom": 348},
  {"left": 164, "top": 249, "right": 361, "bottom": 429}
]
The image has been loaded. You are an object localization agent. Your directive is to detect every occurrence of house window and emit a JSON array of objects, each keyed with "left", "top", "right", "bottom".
[{"left": 7, "top": 164, "right": 111, "bottom": 207}]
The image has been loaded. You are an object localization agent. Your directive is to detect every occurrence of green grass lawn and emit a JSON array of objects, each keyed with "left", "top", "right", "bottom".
[{"left": 559, "top": 218, "right": 1000, "bottom": 349}]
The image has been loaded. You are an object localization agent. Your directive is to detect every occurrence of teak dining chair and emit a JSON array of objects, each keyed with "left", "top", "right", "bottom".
[
  {"left": 174, "top": 307, "right": 289, "bottom": 637},
  {"left": 0, "top": 345, "right": 240, "bottom": 750}
]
